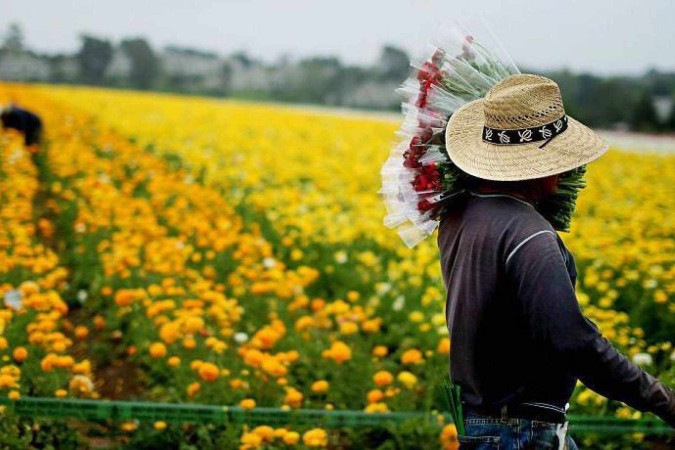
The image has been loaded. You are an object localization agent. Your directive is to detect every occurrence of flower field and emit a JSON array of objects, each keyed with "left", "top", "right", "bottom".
[{"left": 0, "top": 82, "right": 673, "bottom": 449}]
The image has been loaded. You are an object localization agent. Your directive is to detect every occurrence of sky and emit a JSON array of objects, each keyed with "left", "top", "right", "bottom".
[{"left": 1, "top": 0, "right": 674, "bottom": 76}]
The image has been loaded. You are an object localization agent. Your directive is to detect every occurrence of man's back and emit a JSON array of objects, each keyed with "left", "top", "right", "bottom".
[{"left": 438, "top": 192, "right": 577, "bottom": 413}]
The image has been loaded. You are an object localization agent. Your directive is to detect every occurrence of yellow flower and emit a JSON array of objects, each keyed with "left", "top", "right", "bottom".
[
  {"left": 284, "top": 387, "right": 303, "bottom": 408},
  {"left": 240, "top": 398, "right": 256, "bottom": 410},
  {"left": 397, "top": 371, "right": 418, "bottom": 389},
  {"left": 69, "top": 375, "right": 95, "bottom": 397},
  {"left": 55, "top": 389, "right": 67, "bottom": 398},
  {"left": 154, "top": 421, "right": 167, "bottom": 430},
  {"left": 302, "top": 428, "right": 328, "bottom": 447},
  {"left": 167, "top": 356, "right": 181, "bottom": 367},
  {"left": 364, "top": 402, "right": 389, "bottom": 413},
  {"left": 252, "top": 425, "right": 275, "bottom": 442},
  {"left": 283, "top": 431, "right": 300, "bottom": 445},
  {"left": 240, "top": 431, "right": 262, "bottom": 447}
]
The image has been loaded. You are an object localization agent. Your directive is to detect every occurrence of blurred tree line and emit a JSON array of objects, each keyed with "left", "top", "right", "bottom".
[{"left": 2, "top": 23, "right": 675, "bottom": 132}]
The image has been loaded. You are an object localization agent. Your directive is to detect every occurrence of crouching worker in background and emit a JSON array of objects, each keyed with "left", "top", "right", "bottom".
[{"left": 1, "top": 103, "right": 43, "bottom": 146}]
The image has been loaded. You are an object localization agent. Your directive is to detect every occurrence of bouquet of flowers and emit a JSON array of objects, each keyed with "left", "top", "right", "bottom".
[{"left": 379, "top": 20, "right": 587, "bottom": 247}]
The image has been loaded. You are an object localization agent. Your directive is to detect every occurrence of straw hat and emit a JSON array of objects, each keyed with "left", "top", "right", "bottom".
[{"left": 445, "top": 74, "right": 609, "bottom": 181}]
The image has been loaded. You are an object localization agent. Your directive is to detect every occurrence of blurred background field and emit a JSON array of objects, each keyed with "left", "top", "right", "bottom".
[{"left": 1, "top": 1, "right": 674, "bottom": 448}]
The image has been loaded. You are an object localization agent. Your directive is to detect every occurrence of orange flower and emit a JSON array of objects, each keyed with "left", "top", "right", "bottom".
[
  {"left": 367, "top": 389, "right": 384, "bottom": 403},
  {"left": 12, "top": 347, "right": 28, "bottom": 363},
  {"left": 74, "top": 326, "right": 89, "bottom": 340},
  {"left": 149, "top": 342, "right": 167, "bottom": 359},
  {"left": 311, "top": 380, "right": 329, "bottom": 394},
  {"left": 183, "top": 316, "right": 204, "bottom": 334},
  {"left": 361, "top": 318, "right": 382, "bottom": 334},
  {"left": 440, "top": 423, "right": 459, "bottom": 450},
  {"left": 373, "top": 370, "right": 393, "bottom": 386},
  {"left": 93, "top": 315, "right": 106, "bottom": 330},
  {"left": 321, "top": 340, "right": 352, "bottom": 364},
  {"left": 401, "top": 348, "right": 424, "bottom": 365},
  {"left": 182, "top": 336, "right": 197, "bottom": 349},
  {"left": 114, "top": 289, "right": 136, "bottom": 307},
  {"left": 437, "top": 338, "right": 451, "bottom": 354},
  {"left": 372, "top": 345, "right": 388, "bottom": 358},
  {"left": 261, "top": 358, "right": 287, "bottom": 377},
  {"left": 187, "top": 382, "right": 201, "bottom": 397},
  {"left": 198, "top": 362, "right": 219, "bottom": 382}
]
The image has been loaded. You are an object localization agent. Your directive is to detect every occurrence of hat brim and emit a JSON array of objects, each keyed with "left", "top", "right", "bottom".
[{"left": 445, "top": 99, "right": 609, "bottom": 181}]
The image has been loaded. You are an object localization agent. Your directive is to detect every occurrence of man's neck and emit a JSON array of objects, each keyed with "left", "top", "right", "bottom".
[{"left": 474, "top": 185, "right": 536, "bottom": 204}]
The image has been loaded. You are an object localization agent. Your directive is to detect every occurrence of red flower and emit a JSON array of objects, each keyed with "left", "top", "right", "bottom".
[{"left": 418, "top": 199, "right": 433, "bottom": 212}]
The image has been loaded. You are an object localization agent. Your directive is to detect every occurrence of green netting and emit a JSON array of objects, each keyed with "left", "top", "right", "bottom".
[{"left": 0, "top": 397, "right": 671, "bottom": 435}]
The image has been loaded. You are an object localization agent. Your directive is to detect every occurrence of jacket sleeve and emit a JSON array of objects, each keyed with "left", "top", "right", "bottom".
[{"left": 505, "top": 230, "right": 675, "bottom": 427}]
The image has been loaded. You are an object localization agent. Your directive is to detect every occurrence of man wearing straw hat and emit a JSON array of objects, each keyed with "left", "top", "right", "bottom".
[{"left": 439, "top": 74, "right": 675, "bottom": 448}]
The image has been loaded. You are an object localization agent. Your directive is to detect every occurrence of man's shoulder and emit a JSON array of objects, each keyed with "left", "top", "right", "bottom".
[{"left": 465, "top": 193, "right": 553, "bottom": 231}]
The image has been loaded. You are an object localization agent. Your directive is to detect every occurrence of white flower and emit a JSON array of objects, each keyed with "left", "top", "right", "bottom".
[
  {"left": 375, "top": 282, "right": 392, "bottom": 295},
  {"left": 392, "top": 295, "right": 405, "bottom": 311},
  {"left": 644, "top": 279, "right": 658, "bottom": 289},
  {"left": 334, "top": 251, "right": 348, "bottom": 264},
  {"left": 234, "top": 332, "right": 249, "bottom": 343},
  {"left": 262, "top": 257, "right": 276, "bottom": 269},
  {"left": 3, "top": 290, "right": 22, "bottom": 310},
  {"left": 632, "top": 353, "right": 653, "bottom": 366},
  {"left": 670, "top": 350, "right": 675, "bottom": 362},
  {"left": 77, "top": 290, "right": 88, "bottom": 304}
]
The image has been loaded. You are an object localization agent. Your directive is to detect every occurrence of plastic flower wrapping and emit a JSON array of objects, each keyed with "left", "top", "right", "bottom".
[{"left": 379, "top": 20, "right": 522, "bottom": 248}]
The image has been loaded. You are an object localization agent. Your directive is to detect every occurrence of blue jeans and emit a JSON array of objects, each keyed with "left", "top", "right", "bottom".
[{"left": 458, "top": 411, "right": 579, "bottom": 449}]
